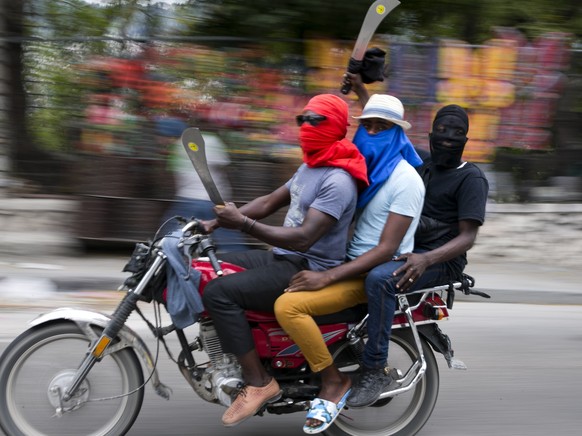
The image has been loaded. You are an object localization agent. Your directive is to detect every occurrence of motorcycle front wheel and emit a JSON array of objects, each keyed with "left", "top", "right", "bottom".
[
  {"left": 0, "top": 322, "right": 145, "bottom": 436},
  {"left": 327, "top": 328, "right": 439, "bottom": 436}
]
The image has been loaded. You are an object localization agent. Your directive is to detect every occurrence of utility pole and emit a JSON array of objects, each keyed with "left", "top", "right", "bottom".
[{"left": 0, "top": 0, "right": 10, "bottom": 193}]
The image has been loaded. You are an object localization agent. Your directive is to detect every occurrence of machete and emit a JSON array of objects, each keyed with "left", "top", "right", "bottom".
[
  {"left": 180, "top": 127, "right": 225, "bottom": 206},
  {"left": 340, "top": 0, "right": 401, "bottom": 94}
]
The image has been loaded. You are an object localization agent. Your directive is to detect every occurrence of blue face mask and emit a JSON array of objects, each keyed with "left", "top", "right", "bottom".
[
  {"left": 353, "top": 125, "right": 398, "bottom": 164},
  {"left": 352, "top": 124, "right": 423, "bottom": 209}
]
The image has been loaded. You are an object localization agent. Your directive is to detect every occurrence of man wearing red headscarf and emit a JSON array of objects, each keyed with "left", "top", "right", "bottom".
[{"left": 201, "top": 94, "right": 368, "bottom": 428}]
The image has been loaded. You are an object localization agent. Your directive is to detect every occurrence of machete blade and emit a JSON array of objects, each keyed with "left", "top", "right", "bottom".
[
  {"left": 351, "top": 0, "right": 400, "bottom": 61},
  {"left": 180, "top": 127, "right": 225, "bottom": 206}
]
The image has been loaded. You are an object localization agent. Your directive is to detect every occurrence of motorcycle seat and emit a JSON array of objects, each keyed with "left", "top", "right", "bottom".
[{"left": 245, "top": 304, "right": 368, "bottom": 325}]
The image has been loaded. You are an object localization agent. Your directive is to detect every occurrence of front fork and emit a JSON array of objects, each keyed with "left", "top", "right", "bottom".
[{"left": 61, "top": 252, "right": 166, "bottom": 402}]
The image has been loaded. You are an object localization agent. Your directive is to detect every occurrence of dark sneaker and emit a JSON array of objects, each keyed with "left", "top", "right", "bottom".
[{"left": 346, "top": 367, "right": 395, "bottom": 409}]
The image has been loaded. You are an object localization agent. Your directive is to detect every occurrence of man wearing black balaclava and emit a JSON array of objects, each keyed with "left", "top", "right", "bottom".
[
  {"left": 429, "top": 104, "right": 469, "bottom": 168},
  {"left": 393, "top": 103, "right": 489, "bottom": 292}
]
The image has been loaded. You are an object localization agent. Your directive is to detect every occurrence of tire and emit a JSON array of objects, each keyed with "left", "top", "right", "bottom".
[
  {"left": 326, "top": 328, "right": 440, "bottom": 436},
  {"left": 0, "top": 322, "right": 145, "bottom": 436}
]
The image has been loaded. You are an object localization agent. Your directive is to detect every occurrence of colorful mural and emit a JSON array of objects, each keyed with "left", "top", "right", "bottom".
[
  {"left": 305, "top": 30, "right": 571, "bottom": 163},
  {"left": 74, "top": 29, "right": 572, "bottom": 165}
]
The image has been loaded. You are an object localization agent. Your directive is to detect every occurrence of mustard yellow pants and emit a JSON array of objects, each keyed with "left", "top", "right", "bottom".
[{"left": 274, "top": 279, "right": 367, "bottom": 373}]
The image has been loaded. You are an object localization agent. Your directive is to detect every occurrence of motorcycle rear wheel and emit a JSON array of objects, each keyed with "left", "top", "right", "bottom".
[
  {"left": 326, "top": 328, "right": 439, "bottom": 436},
  {"left": 0, "top": 322, "right": 144, "bottom": 436}
]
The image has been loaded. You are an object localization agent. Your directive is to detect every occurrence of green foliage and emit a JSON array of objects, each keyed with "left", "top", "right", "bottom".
[
  {"left": 23, "top": 0, "right": 582, "bottom": 52},
  {"left": 192, "top": 0, "right": 581, "bottom": 45},
  {"left": 193, "top": 0, "right": 376, "bottom": 41},
  {"left": 24, "top": 42, "right": 83, "bottom": 152}
]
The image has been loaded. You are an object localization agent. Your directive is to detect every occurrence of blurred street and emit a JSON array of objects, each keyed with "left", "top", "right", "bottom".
[{"left": 1, "top": 289, "right": 581, "bottom": 436}]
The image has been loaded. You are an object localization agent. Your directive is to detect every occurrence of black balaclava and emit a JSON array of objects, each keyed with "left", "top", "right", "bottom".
[{"left": 429, "top": 104, "right": 469, "bottom": 168}]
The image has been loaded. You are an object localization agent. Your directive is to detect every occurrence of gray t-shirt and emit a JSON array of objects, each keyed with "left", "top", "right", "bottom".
[{"left": 273, "top": 164, "right": 357, "bottom": 271}]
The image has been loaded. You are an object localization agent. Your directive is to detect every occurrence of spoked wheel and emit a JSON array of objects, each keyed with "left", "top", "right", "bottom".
[
  {"left": 326, "top": 328, "right": 439, "bottom": 436},
  {"left": 0, "top": 322, "right": 144, "bottom": 436}
]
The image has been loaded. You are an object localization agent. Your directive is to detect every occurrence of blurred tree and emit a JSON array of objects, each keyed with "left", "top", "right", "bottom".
[
  {"left": 193, "top": 0, "right": 582, "bottom": 45},
  {"left": 403, "top": 0, "right": 582, "bottom": 44},
  {"left": 194, "top": 0, "right": 363, "bottom": 41},
  {"left": 0, "top": 0, "right": 38, "bottom": 173},
  {"left": 0, "top": 0, "right": 190, "bottom": 189}
]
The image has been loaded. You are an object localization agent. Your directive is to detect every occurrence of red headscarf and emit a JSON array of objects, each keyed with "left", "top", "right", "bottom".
[{"left": 299, "top": 94, "right": 369, "bottom": 189}]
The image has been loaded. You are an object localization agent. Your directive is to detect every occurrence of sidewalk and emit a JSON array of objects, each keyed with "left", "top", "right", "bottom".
[
  {"left": 0, "top": 254, "right": 128, "bottom": 309},
  {"left": 1, "top": 253, "right": 580, "bottom": 308},
  {"left": 462, "top": 261, "right": 582, "bottom": 304}
]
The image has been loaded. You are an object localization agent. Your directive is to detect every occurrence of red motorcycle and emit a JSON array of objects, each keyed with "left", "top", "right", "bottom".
[
  {"left": 0, "top": 216, "right": 488, "bottom": 436},
  {"left": 0, "top": 128, "right": 489, "bottom": 435}
]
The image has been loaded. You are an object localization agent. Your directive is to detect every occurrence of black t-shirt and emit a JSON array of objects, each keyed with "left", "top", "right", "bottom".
[{"left": 415, "top": 161, "right": 489, "bottom": 278}]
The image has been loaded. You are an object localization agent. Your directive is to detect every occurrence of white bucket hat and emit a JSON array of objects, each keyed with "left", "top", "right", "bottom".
[{"left": 353, "top": 94, "right": 411, "bottom": 131}]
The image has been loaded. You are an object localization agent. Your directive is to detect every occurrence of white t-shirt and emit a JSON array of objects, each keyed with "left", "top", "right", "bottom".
[{"left": 347, "top": 159, "right": 425, "bottom": 259}]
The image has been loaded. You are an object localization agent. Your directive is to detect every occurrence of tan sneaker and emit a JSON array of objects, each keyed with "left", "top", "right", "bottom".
[{"left": 221, "top": 378, "right": 282, "bottom": 427}]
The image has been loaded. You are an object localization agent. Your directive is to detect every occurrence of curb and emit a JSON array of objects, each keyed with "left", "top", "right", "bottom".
[{"left": 2, "top": 276, "right": 580, "bottom": 307}]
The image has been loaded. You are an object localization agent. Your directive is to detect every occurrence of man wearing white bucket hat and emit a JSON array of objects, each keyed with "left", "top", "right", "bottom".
[
  {"left": 353, "top": 93, "right": 412, "bottom": 130},
  {"left": 275, "top": 77, "right": 426, "bottom": 432}
]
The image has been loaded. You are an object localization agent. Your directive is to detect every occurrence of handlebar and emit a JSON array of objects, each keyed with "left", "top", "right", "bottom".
[
  {"left": 173, "top": 217, "right": 224, "bottom": 277},
  {"left": 199, "top": 239, "right": 223, "bottom": 276},
  {"left": 181, "top": 219, "right": 200, "bottom": 234}
]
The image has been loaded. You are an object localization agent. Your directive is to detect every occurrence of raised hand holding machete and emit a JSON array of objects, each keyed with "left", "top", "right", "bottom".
[{"left": 340, "top": 0, "right": 400, "bottom": 94}]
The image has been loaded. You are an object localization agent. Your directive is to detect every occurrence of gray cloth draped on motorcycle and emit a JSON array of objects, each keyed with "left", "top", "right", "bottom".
[{"left": 161, "top": 232, "right": 204, "bottom": 329}]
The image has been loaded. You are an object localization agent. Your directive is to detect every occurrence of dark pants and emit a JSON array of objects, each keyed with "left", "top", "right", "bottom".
[
  {"left": 363, "top": 251, "right": 452, "bottom": 370},
  {"left": 202, "top": 250, "right": 308, "bottom": 356}
]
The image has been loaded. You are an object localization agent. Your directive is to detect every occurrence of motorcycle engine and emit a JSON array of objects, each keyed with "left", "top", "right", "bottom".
[{"left": 198, "top": 319, "right": 244, "bottom": 407}]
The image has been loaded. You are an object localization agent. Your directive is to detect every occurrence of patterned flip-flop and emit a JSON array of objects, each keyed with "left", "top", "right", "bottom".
[{"left": 303, "top": 388, "right": 351, "bottom": 434}]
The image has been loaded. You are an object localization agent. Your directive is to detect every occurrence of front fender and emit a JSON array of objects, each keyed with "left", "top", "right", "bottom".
[{"left": 29, "top": 307, "right": 171, "bottom": 399}]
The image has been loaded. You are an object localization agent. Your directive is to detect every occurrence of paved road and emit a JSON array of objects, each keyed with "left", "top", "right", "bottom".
[{"left": 1, "top": 301, "right": 581, "bottom": 436}]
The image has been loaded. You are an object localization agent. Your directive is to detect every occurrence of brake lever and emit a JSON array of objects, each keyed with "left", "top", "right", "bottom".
[
  {"left": 468, "top": 289, "right": 491, "bottom": 299},
  {"left": 457, "top": 274, "right": 489, "bottom": 298},
  {"left": 199, "top": 239, "right": 223, "bottom": 276}
]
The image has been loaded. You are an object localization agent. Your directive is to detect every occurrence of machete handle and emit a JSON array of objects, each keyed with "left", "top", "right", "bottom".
[
  {"left": 340, "top": 58, "right": 364, "bottom": 95},
  {"left": 340, "top": 79, "right": 352, "bottom": 95}
]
